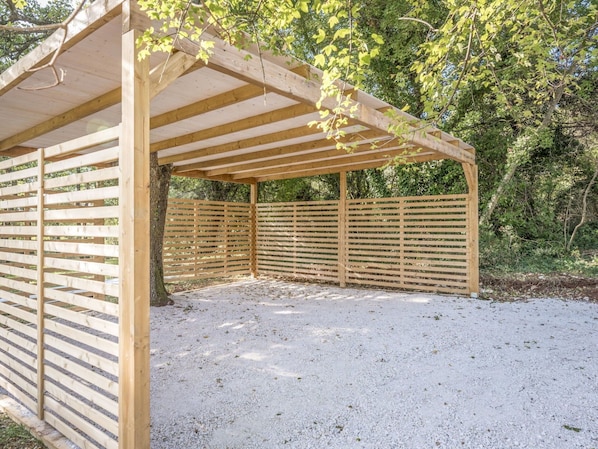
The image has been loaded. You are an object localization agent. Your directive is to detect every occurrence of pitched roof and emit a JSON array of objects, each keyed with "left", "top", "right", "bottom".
[{"left": 0, "top": 0, "right": 474, "bottom": 183}]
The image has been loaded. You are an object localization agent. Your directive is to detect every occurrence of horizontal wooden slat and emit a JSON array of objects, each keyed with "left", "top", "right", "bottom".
[
  {"left": 44, "top": 334, "right": 118, "bottom": 377},
  {"left": 45, "top": 396, "right": 116, "bottom": 449},
  {"left": 44, "top": 272, "right": 118, "bottom": 300},
  {"left": 44, "top": 225, "right": 119, "bottom": 238},
  {"left": 45, "top": 365, "right": 117, "bottom": 416},
  {"left": 44, "top": 288, "right": 118, "bottom": 317},
  {"left": 44, "top": 166, "right": 120, "bottom": 190},
  {"left": 45, "top": 381, "right": 118, "bottom": 437},
  {"left": 45, "top": 351, "right": 118, "bottom": 396}
]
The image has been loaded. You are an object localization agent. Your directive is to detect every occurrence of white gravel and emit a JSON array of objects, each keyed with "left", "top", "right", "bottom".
[{"left": 150, "top": 278, "right": 598, "bottom": 449}]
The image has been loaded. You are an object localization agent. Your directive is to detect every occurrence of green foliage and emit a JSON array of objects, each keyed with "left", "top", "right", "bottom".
[
  {"left": 0, "top": 0, "right": 73, "bottom": 70},
  {"left": 259, "top": 175, "right": 339, "bottom": 202},
  {"left": 135, "top": 0, "right": 385, "bottom": 146},
  {"left": 169, "top": 176, "right": 249, "bottom": 202},
  {"left": 0, "top": 412, "right": 45, "bottom": 449},
  {"left": 411, "top": 0, "right": 598, "bottom": 125},
  {"left": 480, "top": 227, "right": 598, "bottom": 276}
]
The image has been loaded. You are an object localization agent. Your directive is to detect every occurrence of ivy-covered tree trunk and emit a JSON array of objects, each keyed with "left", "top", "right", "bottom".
[{"left": 150, "top": 152, "right": 173, "bottom": 307}]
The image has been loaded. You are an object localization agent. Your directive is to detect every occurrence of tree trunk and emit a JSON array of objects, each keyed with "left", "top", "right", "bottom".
[
  {"left": 567, "top": 160, "right": 598, "bottom": 251},
  {"left": 150, "top": 152, "right": 173, "bottom": 306}
]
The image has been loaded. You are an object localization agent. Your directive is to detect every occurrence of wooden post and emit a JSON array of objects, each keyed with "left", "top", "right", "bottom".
[
  {"left": 250, "top": 182, "right": 258, "bottom": 277},
  {"left": 194, "top": 202, "right": 200, "bottom": 279},
  {"left": 223, "top": 203, "right": 229, "bottom": 274},
  {"left": 292, "top": 203, "right": 297, "bottom": 277},
  {"left": 338, "top": 171, "right": 347, "bottom": 287},
  {"left": 119, "top": 13, "right": 151, "bottom": 449},
  {"left": 399, "top": 197, "right": 405, "bottom": 289},
  {"left": 462, "top": 163, "right": 479, "bottom": 297},
  {"left": 36, "top": 147, "right": 45, "bottom": 420}
]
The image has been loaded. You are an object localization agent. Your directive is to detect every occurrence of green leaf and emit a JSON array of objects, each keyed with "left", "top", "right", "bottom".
[
  {"left": 371, "top": 33, "right": 384, "bottom": 45},
  {"left": 315, "top": 28, "right": 326, "bottom": 44}
]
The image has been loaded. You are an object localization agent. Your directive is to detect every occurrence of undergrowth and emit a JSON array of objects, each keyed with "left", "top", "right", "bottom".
[{"left": 0, "top": 412, "right": 45, "bottom": 449}]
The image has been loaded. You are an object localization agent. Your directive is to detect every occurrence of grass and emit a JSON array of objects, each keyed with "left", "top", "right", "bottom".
[{"left": 0, "top": 412, "right": 45, "bottom": 449}]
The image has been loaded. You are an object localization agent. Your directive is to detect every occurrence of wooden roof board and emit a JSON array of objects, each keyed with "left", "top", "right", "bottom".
[
  {"left": 0, "top": 2, "right": 475, "bottom": 183},
  {"left": 149, "top": 93, "right": 299, "bottom": 144},
  {"left": 149, "top": 67, "right": 248, "bottom": 115},
  {"left": 176, "top": 125, "right": 383, "bottom": 169},
  {"left": 153, "top": 110, "right": 325, "bottom": 159}
]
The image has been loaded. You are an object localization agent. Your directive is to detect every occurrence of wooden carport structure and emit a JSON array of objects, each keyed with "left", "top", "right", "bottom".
[{"left": 0, "top": 1, "right": 478, "bottom": 448}]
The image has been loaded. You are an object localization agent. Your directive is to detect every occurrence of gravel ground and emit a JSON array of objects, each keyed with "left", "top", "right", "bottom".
[{"left": 150, "top": 278, "right": 598, "bottom": 449}]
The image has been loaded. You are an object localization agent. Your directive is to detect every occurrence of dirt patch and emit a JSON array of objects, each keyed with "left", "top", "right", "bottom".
[{"left": 481, "top": 273, "right": 598, "bottom": 302}]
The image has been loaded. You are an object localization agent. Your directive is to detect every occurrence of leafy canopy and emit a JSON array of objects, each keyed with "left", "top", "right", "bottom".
[{"left": 135, "top": 0, "right": 384, "bottom": 141}]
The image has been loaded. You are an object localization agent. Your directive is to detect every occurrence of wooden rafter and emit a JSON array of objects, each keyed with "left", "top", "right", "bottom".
[
  {"left": 149, "top": 51, "right": 200, "bottom": 99},
  {"left": 0, "top": 88, "right": 120, "bottom": 152},
  {"left": 206, "top": 140, "right": 407, "bottom": 177},
  {"left": 172, "top": 129, "right": 385, "bottom": 172},
  {"left": 0, "top": 53, "right": 197, "bottom": 153},
  {"left": 231, "top": 147, "right": 435, "bottom": 180},
  {"left": 150, "top": 64, "right": 311, "bottom": 130},
  {"left": 151, "top": 102, "right": 316, "bottom": 153}
]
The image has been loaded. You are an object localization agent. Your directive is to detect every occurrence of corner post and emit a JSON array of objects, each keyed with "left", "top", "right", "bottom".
[
  {"left": 36, "top": 147, "right": 45, "bottom": 420},
  {"left": 250, "top": 182, "right": 258, "bottom": 277},
  {"left": 338, "top": 172, "right": 347, "bottom": 287},
  {"left": 462, "top": 163, "right": 479, "bottom": 297},
  {"left": 119, "top": 2, "right": 151, "bottom": 448}
]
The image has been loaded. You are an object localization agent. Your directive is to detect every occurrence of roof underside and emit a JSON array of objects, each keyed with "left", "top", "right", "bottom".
[{"left": 0, "top": 0, "right": 475, "bottom": 184}]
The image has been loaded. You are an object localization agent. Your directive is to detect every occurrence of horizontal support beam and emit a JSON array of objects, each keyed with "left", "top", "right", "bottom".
[{"left": 252, "top": 154, "right": 443, "bottom": 182}]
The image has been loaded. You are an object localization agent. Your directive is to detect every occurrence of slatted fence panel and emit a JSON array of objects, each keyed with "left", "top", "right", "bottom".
[
  {"left": 0, "top": 150, "right": 40, "bottom": 413},
  {"left": 0, "top": 126, "right": 120, "bottom": 449},
  {"left": 346, "top": 195, "right": 469, "bottom": 293},
  {"left": 164, "top": 194, "right": 472, "bottom": 294},
  {"left": 257, "top": 201, "right": 339, "bottom": 282},
  {"left": 163, "top": 199, "right": 251, "bottom": 281}
]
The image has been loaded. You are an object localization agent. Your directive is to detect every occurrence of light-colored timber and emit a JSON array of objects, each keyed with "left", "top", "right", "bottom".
[{"left": 0, "top": 0, "right": 478, "bottom": 447}]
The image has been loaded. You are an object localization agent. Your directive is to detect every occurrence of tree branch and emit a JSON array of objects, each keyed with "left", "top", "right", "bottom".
[
  {"left": 17, "top": 0, "right": 87, "bottom": 91},
  {"left": 396, "top": 16, "right": 437, "bottom": 32},
  {"left": 0, "top": 22, "right": 62, "bottom": 33},
  {"left": 567, "top": 159, "right": 598, "bottom": 251}
]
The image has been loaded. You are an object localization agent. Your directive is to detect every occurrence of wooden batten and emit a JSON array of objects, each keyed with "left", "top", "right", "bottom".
[{"left": 118, "top": 25, "right": 151, "bottom": 449}]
